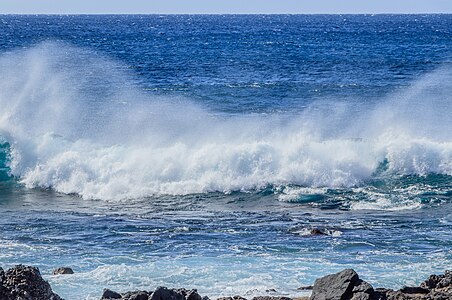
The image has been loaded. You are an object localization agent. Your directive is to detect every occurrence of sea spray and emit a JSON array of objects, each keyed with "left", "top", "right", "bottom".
[{"left": 0, "top": 43, "right": 451, "bottom": 200}]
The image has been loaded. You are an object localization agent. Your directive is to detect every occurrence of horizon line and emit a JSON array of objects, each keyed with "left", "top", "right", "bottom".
[{"left": 1, "top": 12, "right": 452, "bottom": 15}]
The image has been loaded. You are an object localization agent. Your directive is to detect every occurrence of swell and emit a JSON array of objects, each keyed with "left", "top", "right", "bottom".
[
  {"left": 0, "top": 140, "right": 11, "bottom": 181},
  {"left": 0, "top": 43, "right": 451, "bottom": 200}
]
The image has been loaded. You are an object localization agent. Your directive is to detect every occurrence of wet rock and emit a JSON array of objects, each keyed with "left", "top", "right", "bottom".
[
  {"left": 310, "top": 229, "right": 327, "bottom": 236},
  {"left": 121, "top": 291, "right": 150, "bottom": 300},
  {"left": 297, "top": 286, "right": 313, "bottom": 291},
  {"left": 0, "top": 265, "right": 61, "bottom": 300},
  {"left": 217, "top": 296, "right": 247, "bottom": 300},
  {"left": 52, "top": 267, "right": 74, "bottom": 275},
  {"left": 150, "top": 287, "right": 185, "bottom": 300},
  {"left": 310, "top": 269, "right": 359, "bottom": 300},
  {"left": 151, "top": 287, "right": 202, "bottom": 300},
  {"left": 372, "top": 288, "right": 393, "bottom": 300},
  {"left": 252, "top": 296, "right": 292, "bottom": 300},
  {"left": 420, "top": 270, "right": 452, "bottom": 290},
  {"left": 0, "top": 267, "right": 8, "bottom": 300},
  {"left": 101, "top": 288, "right": 122, "bottom": 299}
]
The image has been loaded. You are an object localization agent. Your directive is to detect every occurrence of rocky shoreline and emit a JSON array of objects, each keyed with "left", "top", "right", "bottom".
[{"left": 1, "top": 265, "right": 451, "bottom": 300}]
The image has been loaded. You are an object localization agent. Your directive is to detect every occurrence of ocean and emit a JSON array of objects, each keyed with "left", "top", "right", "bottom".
[{"left": 0, "top": 14, "right": 451, "bottom": 299}]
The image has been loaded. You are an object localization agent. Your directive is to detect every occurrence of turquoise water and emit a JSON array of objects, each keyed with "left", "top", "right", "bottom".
[{"left": 0, "top": 15, "right": 451, "bottom": 299}]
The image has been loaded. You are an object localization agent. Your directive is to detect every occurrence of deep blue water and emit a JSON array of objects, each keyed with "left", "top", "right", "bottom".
[{"left": 0, "top": 15, "right": 451, "bottom": 300}]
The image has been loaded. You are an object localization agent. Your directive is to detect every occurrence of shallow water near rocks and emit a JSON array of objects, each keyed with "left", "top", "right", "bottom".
[{"left": 0, "top": 182, "right": 451, "bottom": 299}]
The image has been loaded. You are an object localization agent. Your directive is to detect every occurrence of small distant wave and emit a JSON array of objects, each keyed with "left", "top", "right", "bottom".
[{"left": 0, "top": 43, "right": 451, "bottom": 201}]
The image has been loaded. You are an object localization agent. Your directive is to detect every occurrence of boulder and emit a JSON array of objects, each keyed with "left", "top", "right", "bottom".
[
  {"left": 101, "top": 288, "right": 122, "bottom": 299},
  {"left": 52, "top": 267, "right": 74, "bottom": 275},
  {"left": 0, "top": 265, "right": 62, "bottom": 300},
  {"left": 121, "top": 291, "right": 150, "bottom": 300},
  {"left": 310, "top": 269, "right": 374, "bottom": 300},
  {"left": 310, "top": 269, "right": 359, "bottom": 300}
]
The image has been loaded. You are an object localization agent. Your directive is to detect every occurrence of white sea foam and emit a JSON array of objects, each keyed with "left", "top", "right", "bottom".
[{"left": 0, "top": 43, "right": 451, "bottom": 200}]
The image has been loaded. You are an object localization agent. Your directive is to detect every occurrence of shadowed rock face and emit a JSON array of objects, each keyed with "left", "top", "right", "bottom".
[
  {"left": 310, "top": 269, "right": 373, "bottom": 300},
  {"left": 0, "top": 265, "right": 62, "bottom": 300}
]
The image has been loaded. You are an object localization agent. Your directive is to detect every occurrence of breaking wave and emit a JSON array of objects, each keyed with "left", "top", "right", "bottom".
[{"left": 0, "top": 43, "right": 451, "bottom": 200}]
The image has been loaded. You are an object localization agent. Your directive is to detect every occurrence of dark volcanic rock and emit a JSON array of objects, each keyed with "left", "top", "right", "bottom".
[
  {"left": 122, "top": 291, "right": 150, "bottom": 300},
  {"left": 350, "top": 280, "right": 374, "bottom": 300},
  {"left": 297, "top": 285, "right": 314, "bottom": 291},
  {"left": 310, "top": 229, "right": 327, "bottom": 236},
  {"left": 52, "top": 267, "right": 74, "bottom": 275},
  {"left": 310, "top": 269, "right": 452, "bottom": 300},
  {"left": 100, "top": 289, "right": 150, "bottom": 300},
  {"left": 399, "top": 287, "right": 429, "bottom": 294},
  {"left": 252, "top": 297, "right": 292, "bottom": 300},
  {"left": 217, "top": 296, "right": 247, "bottom": 300},
  {"left": 310, "top": 269, "right": 375, "bottom": 300},
  {"left": 150, "top": 287, "right": 202, "bottom": 300},
  {"left": 150, "top": 287, "right": 185, "bottom": 300},
  {"left": 310, "top": 269, "right": 359, "bottom": 300},
  {"left": 0, "top": 267, "right": 8, "bottom": 300},
  {"left": 0, "top": 265, "right": 62, "bottom": 300},
  {"left": 101, "top": 288, "right": 122, "bottom": 299},
  {"left": 420, "top": 270, "right": 452, "bottom": 290}
]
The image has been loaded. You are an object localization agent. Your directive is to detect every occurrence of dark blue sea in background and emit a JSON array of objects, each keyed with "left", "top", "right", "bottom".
[{"left": 0, "top": 15, "right": 451, "bottom": 299}]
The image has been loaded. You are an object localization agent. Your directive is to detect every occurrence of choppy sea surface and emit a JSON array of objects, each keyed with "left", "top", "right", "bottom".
[{"left": 0, "top": 15, "right": 451, "bottom": 299}]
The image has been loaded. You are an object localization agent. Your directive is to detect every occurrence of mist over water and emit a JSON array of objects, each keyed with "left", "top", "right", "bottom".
[{"left": 0, "top": 42, "right": 451, "bottom": 200}]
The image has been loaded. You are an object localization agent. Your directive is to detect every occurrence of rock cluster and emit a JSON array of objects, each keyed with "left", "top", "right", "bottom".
[
  {"left": 101, "top": 269, "right": 452, "bottom": 300},
  {"left": 0, "top": 265, "right": 61, "bottom": 300},
  {"left": 101, "top": 286, "right": 204, "bottom": 300},
  {"left": 310, "top": 269, "right": 452, "bottom": 300},
  {"left": 1, "top": 264, "right": 451, "bottom": 300}
]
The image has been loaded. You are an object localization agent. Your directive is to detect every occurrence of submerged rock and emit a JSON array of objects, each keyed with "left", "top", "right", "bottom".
[
  {"left": 52, "top": 267, "right": 74, "bottom": 275},
  {"left": 310, "top": 229, "right": 328, "bottom": 236},
  {"left": 0, "top": 265, "right": 62, "bottom": 300}
]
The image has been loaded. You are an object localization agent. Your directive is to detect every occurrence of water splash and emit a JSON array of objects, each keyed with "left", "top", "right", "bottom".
[{"left": 0, "top": 43, "right": 451, "bottom": 200}]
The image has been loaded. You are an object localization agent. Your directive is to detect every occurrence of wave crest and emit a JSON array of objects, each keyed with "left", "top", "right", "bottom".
[{"left": 0, "top": 43, "right": 451, "bottom": 200}]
